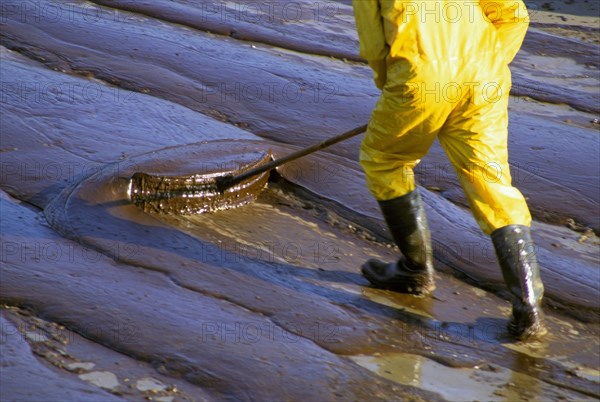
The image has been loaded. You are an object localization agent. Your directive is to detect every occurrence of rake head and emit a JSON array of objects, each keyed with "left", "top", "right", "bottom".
[{"left": 128, "top": 151, "right": 272, "bottom": 215}]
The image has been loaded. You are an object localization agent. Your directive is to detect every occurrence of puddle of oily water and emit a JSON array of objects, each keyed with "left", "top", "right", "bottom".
[{"left": 350, "top": 353, "right": 589, "bottom": 401}]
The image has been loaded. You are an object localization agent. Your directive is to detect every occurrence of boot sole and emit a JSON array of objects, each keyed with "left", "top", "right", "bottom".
[{"left": 361, "top": 263, "right": 435, "bottom": 296}]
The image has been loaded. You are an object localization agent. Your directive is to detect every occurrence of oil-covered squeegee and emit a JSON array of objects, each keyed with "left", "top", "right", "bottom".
[{"left": 129, "top": 124, "right": 367, "bottom": 214}]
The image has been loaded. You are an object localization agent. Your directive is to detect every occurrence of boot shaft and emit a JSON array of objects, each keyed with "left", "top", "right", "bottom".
[
  {"left": 492, "top": 225, "right": 546, "bottom": 340},
  {"left": 491, "top": 224, "right": 544, "bottom": 305},
  {"left": 378, "top": 189, "right": 433, "bottom": 273}
]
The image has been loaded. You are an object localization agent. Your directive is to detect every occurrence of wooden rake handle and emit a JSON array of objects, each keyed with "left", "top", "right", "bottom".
[{"left": 216, "top": 124, "right": 368, "bottom": 192}]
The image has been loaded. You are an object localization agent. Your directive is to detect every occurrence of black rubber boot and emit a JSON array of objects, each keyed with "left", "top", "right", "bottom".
[
  {"left": 362, "top": 189, "right": 435, "bottom": 295},
  {"left": 492, "top": 225, "right": 547, "bottom": 341}
]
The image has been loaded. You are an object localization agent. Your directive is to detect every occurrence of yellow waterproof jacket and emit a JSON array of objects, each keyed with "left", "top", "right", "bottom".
[{"left": 353, "top": 0, "right": 529, "bottom": 89}]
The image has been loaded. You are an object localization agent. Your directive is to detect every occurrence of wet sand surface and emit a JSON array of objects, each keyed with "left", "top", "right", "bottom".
[
  {"left": 2, "top": 0, "right": 598, "bottom": 233},
  {"left": 1, "top": 0, "right": 599, "bottom": 400}
]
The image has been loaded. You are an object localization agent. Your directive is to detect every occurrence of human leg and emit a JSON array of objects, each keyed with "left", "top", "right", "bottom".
[
  {"left": 360, "top": 75, "right": 451, "bottom": 295},
  {"left": 361, "top": 188, "right": 435, "bottom": 295},
  {"left": 438, "top": 81, "right": 545, "bottom": 339}
]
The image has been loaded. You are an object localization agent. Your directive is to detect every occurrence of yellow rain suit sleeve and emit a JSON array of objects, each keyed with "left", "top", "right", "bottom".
[
  {"left": 480, "top": 0, "right": 529, "bottom": 63},
  {"left": 352, "top": 0, "right": 389, "bottom": 89}
]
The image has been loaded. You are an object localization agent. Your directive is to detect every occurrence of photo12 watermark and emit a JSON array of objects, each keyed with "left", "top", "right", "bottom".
[
  {"left": 197, "top": 80, "right": 339, "bottom": 105},
  {"left": 198, "top": 240, "right": 341, "bottom": 265},
  {"left": 0, "top": 1, "right": 343, "bottom": 25},
  {"left": 1, "top": 319, "right": 140, "bottom": 345},
  {"left": 389, "top": 1, "right": 530, "bottom": 24},
  {"left": 1, "top": 81, "right": 139, "bottom": 105},
  {"left": 1, "top": 240, "right": 140, "bottom": 265},
  {"left": 1, "top": 1, "right": 140, "bottom": 24},
  {"left": 198, "top": 320, "right": 341, "bottom": 344},
  {"left": 0, "top": 160, "right": 147, "bottom": 186}
]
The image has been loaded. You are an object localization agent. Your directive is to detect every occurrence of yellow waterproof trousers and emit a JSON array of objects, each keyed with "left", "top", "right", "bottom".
[
  {"left": 360, "top": 61, "right": 531, "bottom": 234},
  {"left": 354, "top": 0, "right": 532, "bottom": 234}
]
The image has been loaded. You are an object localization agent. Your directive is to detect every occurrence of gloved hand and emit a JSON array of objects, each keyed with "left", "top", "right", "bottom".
[{"left": 368, "top": 59, "right": 387, "bottom": 90}]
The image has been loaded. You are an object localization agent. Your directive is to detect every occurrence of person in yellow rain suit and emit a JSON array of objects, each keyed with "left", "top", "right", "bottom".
[{"left": 353, "top": 0, "right": 546, "bottom": 340}]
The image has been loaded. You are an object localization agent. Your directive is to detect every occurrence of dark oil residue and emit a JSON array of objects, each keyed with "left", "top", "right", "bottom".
[{"left": 129, "top": 152, "right": 272, "bottom": 214}]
